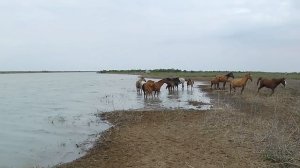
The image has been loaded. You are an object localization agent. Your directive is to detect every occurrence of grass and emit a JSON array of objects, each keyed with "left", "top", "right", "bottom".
[{"left": 100, "top": 69, "right": 300, "bottom": 80}]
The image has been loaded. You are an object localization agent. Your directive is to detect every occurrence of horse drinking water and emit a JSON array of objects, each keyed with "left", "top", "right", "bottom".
[{"left": 257, "top": 77, "right": 286, "bottom": 95}]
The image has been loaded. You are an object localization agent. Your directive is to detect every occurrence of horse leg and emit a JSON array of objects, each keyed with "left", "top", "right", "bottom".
[
  {"left": 241, "top": 86, "right": 245, "bottom": 94},
  {"left": 270, "top": 89, "right": 275, "bottom": 96},
  {"left": 257, "top": 86, "right": 263, "bottom": 94},
  {"left": 223, "top": 82, "right": 226, "bottom": 90}
]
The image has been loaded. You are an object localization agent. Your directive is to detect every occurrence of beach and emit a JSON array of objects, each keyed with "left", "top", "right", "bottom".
[{"left": 57, "top": 79, "right": 300, "bottom": 168}]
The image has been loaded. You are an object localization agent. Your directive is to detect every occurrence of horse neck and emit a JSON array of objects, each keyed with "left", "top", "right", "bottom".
[
  {"left": 242, "top": 76, "right": 250, "bottom": 84},
  {"left": 273, "top": 78, "right": 283, "bottom": 86},
  {"left": 156, "top": 80, "right": 166, "bottom": 87}
]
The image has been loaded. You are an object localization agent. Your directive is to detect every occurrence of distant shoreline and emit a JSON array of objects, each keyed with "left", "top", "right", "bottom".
[{"left": 0, "top": 71, "right": 96, "bottom": 74}]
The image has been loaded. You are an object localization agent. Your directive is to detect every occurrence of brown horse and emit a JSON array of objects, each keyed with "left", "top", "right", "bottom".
[
  {"left": 142, "top": 80, "right": 155, "bottom": 98},
  {"left": 186, "top": 79, "right": 194, "bottom": 90},
  {"left": 211, "top": 76, "right": 221, "bottom": 89},
  {"left": 257, "top": 77, "right": 286, "bottom": 95},
  {"left": 230, "top": 73, "right": 252, "bottom": 94},
  {"left": 153, "top": 79, "right": 168, "bottom": 96},
  {"left": 212, "top": 72, "right": 234, "bottom": 90}
]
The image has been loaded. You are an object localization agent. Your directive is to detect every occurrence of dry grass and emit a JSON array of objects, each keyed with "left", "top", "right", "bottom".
[
  {"left": 57, "top": 79, "right": 300, "bottom": 168},
  {"left": 204, "top": 79, "right": 300, "bottom": 167}
]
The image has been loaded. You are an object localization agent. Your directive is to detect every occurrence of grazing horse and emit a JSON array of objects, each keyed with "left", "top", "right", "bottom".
[
  {"left": 153, "top": 79, "right": 168, "bottom": 96},
  {"left": 186, "top": 79, "right": 194, "bottom": 90},
  {"left": 142, "top": 80, "right": 155, "bottom": 98},
  {"left": 257, "top": 77, "right": 286, "bottom": 95},
  {"left": 135, "top": 77, "right": 146, "bottom": 94},
  {"left": 179, "top": 78, "right": 185, "bottom": 89},
  {"left": 212, "top": 72, "right": 234, "bottom": 90},
  {"left": 230, "top": 73, "right": 252, "bottom": 94}
]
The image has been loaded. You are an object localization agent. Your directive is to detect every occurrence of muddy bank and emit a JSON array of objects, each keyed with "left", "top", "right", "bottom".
[{"left": 57, "top": 80, "right": 300, "bottom": 168}]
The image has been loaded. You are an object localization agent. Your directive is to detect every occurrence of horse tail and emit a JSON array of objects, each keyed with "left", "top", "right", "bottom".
[{"left": 257, "top": 77, "right": 262, "bottom": 86}]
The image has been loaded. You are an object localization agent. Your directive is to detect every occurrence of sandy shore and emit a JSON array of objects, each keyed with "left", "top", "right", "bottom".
[{"left": 57, "top": 80, "right": 300, "bottom": 168}]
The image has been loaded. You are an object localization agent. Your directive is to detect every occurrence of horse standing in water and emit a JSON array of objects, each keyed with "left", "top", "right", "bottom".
[
  {"left": 230, "top": 73, "right": 252, "bottom": 94},
  {"left": 153, "top": 79, "right": 168, "bottom": 97},
  {"left": 212, "top": 72, "right": 234, "bottom": 90},
  {"left": 142, "top": 80, "right": 155, "bottom": 98},
  {"left": 165, "top": 78, "right": 180, "bottom": 92},
  {"left": 136, "top": 77, "right": 146, "bottom": 94},
  {"left": 179, "top": 78, "right": 185, "bottom": 89},
  {"left": 257, "top": 77, "right": 286, "bottom": 95}
]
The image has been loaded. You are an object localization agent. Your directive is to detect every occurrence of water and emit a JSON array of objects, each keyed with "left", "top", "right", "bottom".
[{"left": 0, "top": 73, "right": 211, "bottom": 168}]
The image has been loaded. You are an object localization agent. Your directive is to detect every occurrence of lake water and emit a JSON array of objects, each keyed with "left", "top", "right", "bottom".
[{"left": 0, "top": 73, "right": 211, "bottom": 168}]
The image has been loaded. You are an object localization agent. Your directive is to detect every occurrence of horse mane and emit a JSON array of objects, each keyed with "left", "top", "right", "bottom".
[{"left": 226, "top": 72, "right": 233, "bottom": 77}]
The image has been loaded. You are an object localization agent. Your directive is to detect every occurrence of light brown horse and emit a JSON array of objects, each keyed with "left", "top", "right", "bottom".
[
  {"left": 230, "top": 73, "right": 252, "bottom": 94},
  {"left": 142, "top": 80, "right": 155, "bottom": 98},
  {"left": 211, "top": 76, "right": 221, "bottom": 89},
  {"left": 186, "top": 79, "right": 194, "bottom": 90},
  {"left": 212, "top": 72, "right": 234, "bottom": 90},
  {"left": 257, "top": 77, "right": 286, "bottom": 95}
]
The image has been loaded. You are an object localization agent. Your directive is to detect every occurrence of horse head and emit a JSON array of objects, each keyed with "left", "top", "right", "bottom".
[
  {"left": 227, "top": 72, "right": 234, "bottom": 79},
  {"left": 281, "top": 78, "right": 286, "bottom": 87},
  {"left": 246, "top": 73, "right": 253, "bottom": 82},
  {"left": 140, "top": 77, "right": 146, "bottom": 82}
]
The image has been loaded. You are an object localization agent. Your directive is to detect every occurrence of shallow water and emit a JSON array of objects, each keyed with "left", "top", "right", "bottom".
[{"left": 0, "top": 73, "right": 210, "bottom": 168}]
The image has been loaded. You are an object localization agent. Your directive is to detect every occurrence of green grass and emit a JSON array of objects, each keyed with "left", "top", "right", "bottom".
[{"left": 99, "top": 69, "right": 300, "bottom": 80}]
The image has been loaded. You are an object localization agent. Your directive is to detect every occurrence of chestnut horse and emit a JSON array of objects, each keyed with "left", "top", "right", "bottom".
[
  {"left": 153, "top": 79, "right": 168, "bottom": 96},
  {"left": 212, "top": 72, "right": 234, "bottom": 90},
  {"left": 136, "top": 77, "right": 146, "bottom": 94},
  {"left": 257, "top": 77, "right": 286, "bottom": 95},
  {"left": 230, "top": 73, "right": 252, "bottom": 94},
  {"left": 142, "top": 80, "right": 155, "bottom": 98}
]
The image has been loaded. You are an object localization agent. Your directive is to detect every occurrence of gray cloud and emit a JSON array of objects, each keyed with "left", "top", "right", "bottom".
[{"left": 0, "top": 0, "right": 299, "bottom": 72}]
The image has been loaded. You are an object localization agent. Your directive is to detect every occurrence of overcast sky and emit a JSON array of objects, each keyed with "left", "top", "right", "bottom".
[{"left": 0, "top": 0, "right": 299, "bottom": 72}]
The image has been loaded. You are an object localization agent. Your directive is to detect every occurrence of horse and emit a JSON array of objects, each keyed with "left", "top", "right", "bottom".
[
  {"left": 165, "top": 78, "right": 180, "bottom": 91},
  {"left": 153, "top": 79, "right": 168, "bottom": 96},
  {"left": 135, "top": 77, "right": 146, "bottom": 94},
  {"left": 210, "top": 76, "right": 221, "bottom": 89},
  {"left": 142, "top": 80, "right": 155, "bottom": 98},
  {"left": 213, "top": 72, "right": 234, "bottom": 90},
  {"left": 257, "top": 77, "right": 286, "bottom": 95},
  {"left": 186, "top": 79, "right": 194, "bottom": 90},
  {"left": 179, "top": 78, "right": 185, "bottom": 89},
  {"left": 230, "top": 73, "right": 252, "bottom": 94}
]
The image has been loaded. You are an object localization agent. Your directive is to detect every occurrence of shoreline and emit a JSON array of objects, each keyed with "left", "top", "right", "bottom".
[{"left": 57, "top": 79, "right": 300, "bottom": 168}]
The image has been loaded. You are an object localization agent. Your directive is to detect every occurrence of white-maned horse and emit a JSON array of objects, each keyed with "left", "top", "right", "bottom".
[
  {"left": 179, "top": 78, "right": 185, "bottom": 89},
  {"left": 136, "top": 77, "right": 146, "bottom": 94}
]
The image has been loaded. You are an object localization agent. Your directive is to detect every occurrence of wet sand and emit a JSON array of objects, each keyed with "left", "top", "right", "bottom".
[{"left": 57, "top": 80, "right": 300, "bottom": 168}]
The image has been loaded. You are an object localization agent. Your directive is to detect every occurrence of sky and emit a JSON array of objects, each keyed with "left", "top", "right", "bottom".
[{"left": 0, "top": 0, "right": 299, "bottom": 72}]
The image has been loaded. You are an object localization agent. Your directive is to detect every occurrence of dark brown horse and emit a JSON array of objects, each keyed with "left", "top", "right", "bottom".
[
  {"left": 257, "top": 77, "right": 286, "bottom": 95},
  {"left": 213, "top": 72, "right": 234, "bottom": 90}
]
